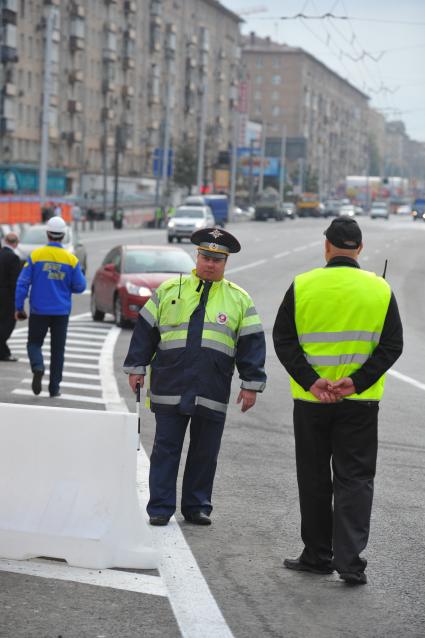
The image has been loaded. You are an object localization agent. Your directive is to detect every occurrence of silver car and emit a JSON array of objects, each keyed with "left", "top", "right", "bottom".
[
  {"left": 16, "top": 224, "right": 88, "bottom": 273},
  {"left": 167, "top": 206, "right": 216, "bottom": 243},
  {"left": 370, "top": 202, "right": 389, "bottom": 220}
]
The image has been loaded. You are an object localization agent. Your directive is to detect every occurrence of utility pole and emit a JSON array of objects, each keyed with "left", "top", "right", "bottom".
[
  {"left": 248, "top": 137, "right": 255, "bottom": 206},
  {"left": 112, "top": 124, "right": 123, "bottom": 228},
  {"left": 278, "top": 124, "right": 287, "bottom": 202},
  {"left": 196, "top": 76, "right": 208, "bottom": 193},
  {"left": 298, "top": 157, "right": 304, "bottom": 194},
  {"left": 258, "top": 122, "right": 266, "bottom": 193},
  {"left": 39, "top": 9, "right": 55, "bottom": 203},
  {"left": 161, "top": 25, "right": 176, "bottom": 206},
  {"left": 229, "top": 109, "right": 240, "bottom": 223}
]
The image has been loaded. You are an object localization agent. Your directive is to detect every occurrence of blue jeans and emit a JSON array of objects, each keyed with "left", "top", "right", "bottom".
[{"left": 27, "top": 314, "right": 69, "bottom": 395}]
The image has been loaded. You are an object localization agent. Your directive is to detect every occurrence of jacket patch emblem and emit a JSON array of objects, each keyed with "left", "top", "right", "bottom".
[{"left": 216, "top": 312, "right": 228, "bottom": 324}]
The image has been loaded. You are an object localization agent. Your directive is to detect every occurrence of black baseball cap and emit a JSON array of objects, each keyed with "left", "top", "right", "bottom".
[{"left": 324, "top": 216, "right": 362, "bottom": 249}]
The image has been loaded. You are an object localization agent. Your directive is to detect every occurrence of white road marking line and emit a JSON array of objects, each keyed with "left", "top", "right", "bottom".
[
  {"left": 42, "top": 370, "right": 101, "bottom": 380},
  {"left": 101, "top": 329, "right": 235, "bottom": 638},
  {"left": 226, "top": 259, "right": 266, "bottom": 274},
  {"left": 21, "top": 379, "right": 101, "bottom": 391},
  {"left": 293, "top": 245, "right": 308, "bottom": 252},
  {"left": 64, "top": 333, "right": 108, "bottom": 341},
  {"left": 12, "top": 350, "right": 100, "bottom": 361},
  {"left": 389, "top": 369, "right": 425, "bottom": 392},
  {"left": 12, "top": 389, "right": 104, "bottom": 404},
  {"left": 273, "top": 250, "right": 291, "bottom": 258},
  {"left": 0, "top": 558, "right": 167, "bottom": 598}
]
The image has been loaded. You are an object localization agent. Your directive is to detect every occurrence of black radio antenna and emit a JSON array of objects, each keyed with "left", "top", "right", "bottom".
[{"left": 382, "top": 259, "right": 388, "bottom": 279}]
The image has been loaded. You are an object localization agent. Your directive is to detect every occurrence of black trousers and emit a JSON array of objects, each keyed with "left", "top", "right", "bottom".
[
  {"left": 0, "top": 299, "right": 16, "bottom": 359},
  {"left": 293, "top": 399, "right": 379, "bottom": 574},
  {"left": 27, "top": 314, "right": 69, "bottom": 395}
]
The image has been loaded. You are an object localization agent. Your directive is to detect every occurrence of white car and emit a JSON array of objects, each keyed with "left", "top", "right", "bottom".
[
  {"left": 16, "top": 223, "right": 87, "bottom": 273},
  {"left": 370, "top": 202, "right": 389, "bottom": 220},
  {"left": 167, "top": 205, "right": 216, "bottom": 243},
  {"left": 338, "top": 204, "right": 356, "bottom": 218}
]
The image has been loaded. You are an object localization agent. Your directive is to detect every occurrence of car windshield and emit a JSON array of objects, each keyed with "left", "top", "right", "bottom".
[
  {"left": 20, "top": 226, "right": 71, "bottom": 244},
  {"left": 123, "top": 249, "right": 195, "bottom": 274},
  {"left": 174, "top": 208, "right": 205, "bottom": 218}
]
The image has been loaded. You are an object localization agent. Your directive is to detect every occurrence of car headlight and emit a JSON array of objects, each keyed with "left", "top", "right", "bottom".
[
  {"left": 168, "top": 219, "right": 176, "bottom": 228},
  {"left": 194, "top": 219, "right": 206, "bottom": 228},
  {"left": 125, "top": 282, "right": 152, "bottom": 297}
]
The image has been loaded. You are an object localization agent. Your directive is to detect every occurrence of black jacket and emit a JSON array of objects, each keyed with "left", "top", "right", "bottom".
[
  {"left": 0, "top": 246, "right": 21, "bottom": 312},
  {"left": 272, "top": 256, "right": 404, "bottom": 395}
]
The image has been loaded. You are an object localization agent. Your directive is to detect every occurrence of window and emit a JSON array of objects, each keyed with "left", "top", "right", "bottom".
[
  {"left": 255, "top": 58, "right": 263, "bottom": 68},
  {"left": 272, "top": 58, "right": 280, "bottom": 68},
  {"left": 27, "top": 71, "right": 32, "bottom": 90},
  {"left": 272, "top": 75, "right": 281, "bottom": 85},
  {"left": 272, "top": 105, "right": 280, "bottom": 117}
]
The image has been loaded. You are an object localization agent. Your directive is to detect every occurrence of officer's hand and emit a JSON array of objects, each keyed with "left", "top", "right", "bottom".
[
  {"left": 331, "top": 377, "right": 356, "bottom": 398},
  {"left": 15, "top": 310, "right": 27, "bottom": 321},
  {"left": 129, "top": 374, "right": 145, "bottom": 393},
  {"left": 309, "top": 378, "right": 337, "bottom": 403},
  {"left": 237, "top": 389, "right": 257, "bottom": 412}
]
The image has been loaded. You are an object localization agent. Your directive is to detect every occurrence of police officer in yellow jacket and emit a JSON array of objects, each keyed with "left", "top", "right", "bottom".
[
  {"left": 273, "top": 216, "right": 403, "bottom": 585},
  {"left": 124, "top": 227, "right": 266, "bottom": 526}
]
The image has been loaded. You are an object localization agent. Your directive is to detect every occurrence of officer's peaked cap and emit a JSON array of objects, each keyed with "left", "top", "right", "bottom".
[
  {"left": 324, "top": 216, "right": 362, "bottom": 249},
  {"left": 191, "top": 227, "right": 241, "bottom": 259}
]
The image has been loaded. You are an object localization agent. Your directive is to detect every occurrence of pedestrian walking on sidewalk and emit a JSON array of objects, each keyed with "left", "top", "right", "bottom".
[
  {"left": 15, "top": 217, "right": 86, "bottom": 397},
  {"left": 124, "top": 227, "right": 266, "bottom": 527},
  {"left": 273, "top": 216, "right": 403, "bottom": 585},
  {"left": 0, "top": 232, "right": 21, "bottom": 362}
]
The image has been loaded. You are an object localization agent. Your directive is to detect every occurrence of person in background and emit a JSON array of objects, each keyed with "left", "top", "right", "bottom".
[
  {"left": 273, "top": 216, "right": 403, "bottom": 586},
  {"left": 124, "top": 227, "right": 266, "bottom": 527},
  {"left": 53, "top": 203, "right": 62, "bottom": 217},
  {"left": 15, "top": 217, "right": 86, "bottom": 397},
  {"left": 0, "top": 232, "right": 21, "bottom": 362}
]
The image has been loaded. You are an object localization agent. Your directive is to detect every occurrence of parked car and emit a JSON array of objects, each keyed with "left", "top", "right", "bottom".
[
  {"left": 167, "top": 205, "right": 216, "bottom": 242},
  {"left": 90, "top": 245, "right": 195, "bottom": 326},
  {"left": 370, "top": 202, "right": 390, "bottom": 220},
  {"left": 16, "top": 223, "right": 87, "bottom": 273},
  {"left": 338, "top": 204, "right": 356, "bottom": 218}
]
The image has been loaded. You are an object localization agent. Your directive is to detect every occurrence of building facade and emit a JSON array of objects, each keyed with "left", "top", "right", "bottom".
[
  {"left": 242, "top": 34, "right": 370, "bottom": 196},
  {"left": 0, "top": 0, "right": 240, "bottom": 197}
]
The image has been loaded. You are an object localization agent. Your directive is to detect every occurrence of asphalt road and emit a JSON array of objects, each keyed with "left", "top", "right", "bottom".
[{"left": 0, "top": 216, "right": 424, "bottom": 638}]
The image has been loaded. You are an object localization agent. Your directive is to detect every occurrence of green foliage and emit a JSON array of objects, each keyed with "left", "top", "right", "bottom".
[{"left": 173, "top": 142, "right": 197, "bottom": 192}]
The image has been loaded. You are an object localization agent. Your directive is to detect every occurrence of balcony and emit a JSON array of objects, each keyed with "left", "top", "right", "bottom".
[
  {"left": 44, "top": 0, "right": 60, "bottom": 5},
  {"left": 67, "top": 99, "right": 83, "bottom": 114},
  {"left": 102, "top": 135, "right": 115, "bottom": 148},
  {"left": 1, "top": 2, "right": 18, "bottom": 25},
  {"left": 70, "top": 36, "right": 84, "bottom": 52},
  {"left": 70, "top": 3, "right": 85, "bottom": 17},
  {"left": 3, "top": 82, "right": 17, "bottom": 97},
  {"left": 124, "top": 0, "right": 136, "bottom": 13},
  {"left": 66, "top": 131, "right": 83, "bottom": 144},
  {"left": 124, "top": 28, "right": 136, "bottom": 41},
  {"left": 102, "top": 79, "right": 115, "bottom": 94},
  {"left": 123, "top": 57, "right": 135, "bottom": 70},
  {"left": 69, "top": 69, "right": 84, "bottom": 83},
  {"left": 101, "top": 107, "right": 115, "bottom": 120},
  {"left": 103, "top": 48, "right": 117, "bottom": 63},
  {"left": 122, "top": 85, "right": 135, "bottom": 98},
  {"left": 0, "top": 116, "right": 16, "bottom": 133},
  {"left": 150, "top": 0, "right": 162, "bottom": 17}
]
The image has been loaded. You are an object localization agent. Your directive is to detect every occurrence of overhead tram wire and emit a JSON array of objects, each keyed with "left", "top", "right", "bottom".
[{"left": 255, "top": 14, "right": 425, "bottom": 27}]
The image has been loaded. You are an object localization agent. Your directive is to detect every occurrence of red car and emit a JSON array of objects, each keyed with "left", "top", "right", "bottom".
[{"left": 90, "top": 244, "right": 195, "bottom": 326}]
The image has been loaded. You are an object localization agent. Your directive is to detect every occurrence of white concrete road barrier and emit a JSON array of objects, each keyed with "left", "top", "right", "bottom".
[{"left": 0, "top": 403, "right": 157, "bottom": 570}]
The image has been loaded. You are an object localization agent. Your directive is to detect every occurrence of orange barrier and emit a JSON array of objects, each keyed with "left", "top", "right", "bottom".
[{"left": 0, "top": 200, "right": 71, "bottom": 225}]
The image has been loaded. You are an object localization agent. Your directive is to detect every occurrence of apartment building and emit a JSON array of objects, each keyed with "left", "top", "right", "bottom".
[
  {"left": 242, "top": 33, "right": 370, "bottom": 195},
  {"left": 0, "top": 0, "right": 241, "bottom": 196}
]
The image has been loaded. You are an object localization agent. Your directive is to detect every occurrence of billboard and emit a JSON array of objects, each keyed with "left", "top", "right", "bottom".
[{"left": 237, "top": 148, "right": 280, "bottom": 177}]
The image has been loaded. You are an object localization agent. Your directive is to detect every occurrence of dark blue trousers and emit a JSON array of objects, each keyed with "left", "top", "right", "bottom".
[
  {"left": 27, "top": 314, "right": 69, "bottom": 396},
  {"left": 147, "top": 413, "right": 226, "bottom": 518}
]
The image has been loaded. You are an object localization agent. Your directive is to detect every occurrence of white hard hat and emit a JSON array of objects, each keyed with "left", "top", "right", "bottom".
[{"left": 46, "top": 216, "right": 67, "bottom": 235}]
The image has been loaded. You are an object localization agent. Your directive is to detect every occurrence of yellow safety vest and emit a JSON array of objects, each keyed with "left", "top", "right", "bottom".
[{"left": 290, "top": 266, "right": 391, "bottom": 402}]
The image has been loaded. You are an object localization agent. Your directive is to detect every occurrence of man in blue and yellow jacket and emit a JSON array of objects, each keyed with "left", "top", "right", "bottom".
[
  {"left": 124, "top": 227, "right": 266, "bottom": 526},
  {"left": 15, "top": 216, "right": 86, "bottom": 397}
]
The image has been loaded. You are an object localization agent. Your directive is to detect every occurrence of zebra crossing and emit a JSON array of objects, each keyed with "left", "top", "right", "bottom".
[{"left": 9, "top": 313, "right": 116, "bottom": 407}]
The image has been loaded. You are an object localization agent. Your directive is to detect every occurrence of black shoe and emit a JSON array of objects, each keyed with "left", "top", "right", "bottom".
[
  {"left": 149, "top": 515, "right": 170, "bottom": 526},
  {"left": 31, "top": 370, "right": 44, "bottom": 395},
  {"left": 49, "top": 391, "right": 61, "bottom": 398},
  {"left": 184, "top": 511, "right": 211, "bottom": 526},
  {"left": 0, "top": 355, "right": 18, "bottom": 362},
  {"left": 283, "top": 557, "right": 334, "bottom": 575},
  {"left": 339, "top": 572, "right": 367, "bottom": 585}
]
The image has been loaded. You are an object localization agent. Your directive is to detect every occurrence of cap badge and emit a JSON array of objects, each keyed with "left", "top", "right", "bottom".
[
  {"left": 209, "top": 229, "right": 223, "bottom": 239},
  {"left": 209, "top": 242, "right": 218, "bottom": 250},
  {"left": 216, "top": 312, "right": 228, "bottom": 324}
]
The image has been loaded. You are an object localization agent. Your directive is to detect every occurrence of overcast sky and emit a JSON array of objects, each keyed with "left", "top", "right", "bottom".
[{"left": 222, "top": 0, "right": 425, "bottom": 143}]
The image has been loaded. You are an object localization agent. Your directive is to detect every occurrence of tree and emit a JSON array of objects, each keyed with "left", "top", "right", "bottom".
[{"left": 173, "top": 142, "right": 197, "bottom": 193}]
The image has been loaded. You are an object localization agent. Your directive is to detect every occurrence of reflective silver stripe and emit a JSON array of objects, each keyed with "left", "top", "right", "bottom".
[
  {"left": 239, "top": 324, "right": 263, "bottom": 337},
  {"left": 244, "top": 306, "right": 258, "bottom": 318},
  {"left": 201, "top": 338, "right": 235, "bottom": 357},
  {"left": 150, "top": 393, "right": 181, "bottom": 405},
  {"left": 160, "top": 322, "right": 189, "bottom": 334},
  {"left": 204, "top": 322, "right": 236, "bottom": 340},
  {"left": 139, "top": 305, "right": 156, "bottom": 327},
  {"left": 150, "top": 290, "right": 159, "bottom": 307},
  {"left": 241, "top": 380, "right": 266, "bottom": 391},
  {"left": 300, "top": 330, "right": 381, "bottom": 344},
  {"left": 306, "top": 353, "right": 370, "bottom": 366},
  {"left": 196, "top": 396, "right": 228, "bottom": 414},
  {"left": 159, "top": 338, "right": 187, "bottom": 350},
  {"left": 123, "top": 365, "right": 146, "bottom": 375}
]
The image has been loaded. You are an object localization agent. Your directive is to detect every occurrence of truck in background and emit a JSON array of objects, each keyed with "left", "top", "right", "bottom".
[
  {"left": 184, "top": 194, "right": 228, "bottom": 227},
  {"left": 296, "top": 193, "right": 322, "bottom": 217},
  {"left": 254, "top": 187, "right": 284, "bottom": 221}
]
